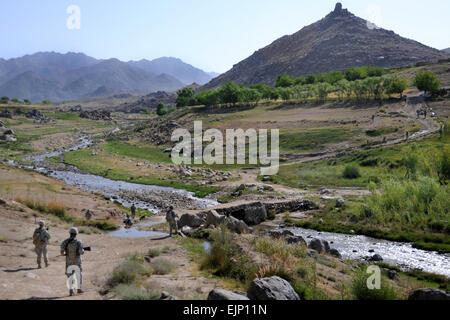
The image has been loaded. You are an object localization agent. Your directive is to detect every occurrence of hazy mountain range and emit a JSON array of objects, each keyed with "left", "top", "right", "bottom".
[
  {"left": 443, "top": 48, "right": 450, "bottom": 54},
  {"left": 204, "top": 3, "right": 450, "bottom": 89},
  {"left": 0, "top": 52, "right": 218, "bottom": 102}
]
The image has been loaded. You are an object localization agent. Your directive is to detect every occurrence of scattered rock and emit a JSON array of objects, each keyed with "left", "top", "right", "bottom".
[
  {"left": 387, "top": 269, "right": 399, "bottom": 280},
  {"left": 247, "top": 276, "right": 300, "bottom": 300},
  {"left": 368, "top": 254, "right": 383, "bottom": 262},
  {"left": 408, "top": 288, "right": 450, "bottom": 301},
  {"left": 205, "top": 210, "right": 225, "bottom": 227},
  {"left": 208, "top": 289, "right": 249, "bottom": 301},
  {"left": 177, "top": 213, "right": 205, "bottom": 229},
  {"left": 79, "top": 110, "right": 112, "bottom": 121},
  {"left": 308, "top": 238, "right": 330, "bottom": 253},
  {"left": 329, "top": 248, "right": 342, "bottom": 259},
  {"left": 225, "top": 216, "right": 249, "bottom": 234},
  {"left": 24, "top": 273, "right": 39, "bottom": 279}
]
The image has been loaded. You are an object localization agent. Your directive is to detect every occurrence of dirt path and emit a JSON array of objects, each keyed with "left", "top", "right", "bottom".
[{"left": 0, "top": 203, "right": 219, "bottom": 300}]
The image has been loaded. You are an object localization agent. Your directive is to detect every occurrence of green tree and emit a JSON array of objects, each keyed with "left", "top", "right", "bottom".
[
  {"left": 306, "top": 74, "right": 317, "bottom": 84},
  {"left": 218, "top": 81, "right": 241, "bottom": 106},
  {"left": 387, "top": 77, "right": 409, "bottom": 98},
  {"left": 176, "top": 87, "right": 196, "bottom": 107},
  {"left": 156, "top": 103, "right": 168, "bottom": 116},
  {"left": 42, "top": 100, "right": 51, "bottom": 105},
  {"left": 11, "top": 97, "right": 19, "bottom": 103},
  {"left": 294, "top": 76, "right": 307, "bottom": 86},
  {"left": 0, "top": 96, "right": 9, "bottom": 104},
  {"left": 325, "top": 71, "right": 344, "bottom": 85},
  {"left": 414, "top": 70, "right": 441, "bottom": 95},
  {"left": 250, "top": 84, "right": 272, "bottom": 100},
  {"left": 275, "top": 74, "right": 294, "bottom": 88}
]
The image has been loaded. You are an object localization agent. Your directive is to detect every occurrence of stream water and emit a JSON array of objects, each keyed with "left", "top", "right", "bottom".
[{"left": 14, "top": 131, "right": 450, "bottom": 277}]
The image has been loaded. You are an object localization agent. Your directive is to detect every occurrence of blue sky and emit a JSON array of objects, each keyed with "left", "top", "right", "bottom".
[{"left": 0, "top": 0, "right": 448, "bottom": 73}]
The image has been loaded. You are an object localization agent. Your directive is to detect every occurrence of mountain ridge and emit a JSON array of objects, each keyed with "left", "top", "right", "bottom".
[
  {"left": 204, "top": 3, "right": 449, "bottom": 89},
  {"left": 0, "top": 52, "right": 218, "bottom": 102}
]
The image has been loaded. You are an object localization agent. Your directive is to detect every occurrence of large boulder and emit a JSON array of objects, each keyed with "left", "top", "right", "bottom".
[
  {"left": 205, "top": 210, "right": 225, "bottom": 227},
  {"left": 408, "top": 289, "right": 450, "bottom": 301},
  {"left": 208, "top": 289, "right": 249, "bottom": 301},
  {"left": 178, "top": 213, "right": 205, "bottom": 229},
  {"left": 232, "top": 202, "right": 267, "bottom": 226},
  {"left": 308, "top": 238, "right": 330, "bottom": 253},
  {"left": 247, "top": 276, "right": 300, "bottom": 300},
  {"left": 225, "top": 216, "right": 249, "bottom": 234}
]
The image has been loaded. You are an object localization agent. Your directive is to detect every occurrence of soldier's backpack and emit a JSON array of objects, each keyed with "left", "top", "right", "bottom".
[
  {"left": 66, "top": 239, "right": 79, "bottom": 260},
  {"left": 33, "top": 229, "right": 47, "bottom": 246}
]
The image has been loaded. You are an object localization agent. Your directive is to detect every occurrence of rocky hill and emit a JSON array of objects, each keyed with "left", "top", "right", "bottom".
[
  {"left": 443, "top": 48, "right": 450, "bottom": 54},
  {"left": 204, "top": 3, "right": 449, "bottom": 88}
]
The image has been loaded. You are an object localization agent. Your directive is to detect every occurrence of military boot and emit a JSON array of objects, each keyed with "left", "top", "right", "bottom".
[{"left": 69, "top": 289, "right": 74, "bottom": 296}]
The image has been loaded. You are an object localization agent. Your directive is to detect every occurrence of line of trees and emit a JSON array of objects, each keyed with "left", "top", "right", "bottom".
[
  {"left": 173, "top": 67, "right": 440, "bottom": 110},
  {"left": 175, "top": 76, "right": 408, "bottom": 108}
]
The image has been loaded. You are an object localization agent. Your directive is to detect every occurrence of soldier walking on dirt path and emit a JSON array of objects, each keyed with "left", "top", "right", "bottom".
[
  {"left": 166, "top": 206, "right": 179, "bottom": 237},
  {"left": 60, "top": 227, "right": 84, "bottom": 296},
  {"left": 33, "top": 220, "right": 51, "bottom": 269},
  {"left": 85, "top": 209, "right": 93, "bottom": 220}
]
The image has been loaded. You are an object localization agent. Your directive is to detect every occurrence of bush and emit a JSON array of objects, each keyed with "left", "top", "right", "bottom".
[
  {"left": 201, "top": 226, "right": 257, "bottom": 283},
  {"left": 343, "top": 165, "right": 361, "bottom": 179},
  {"left": 114, "top": 284, "right": 161, "bottom": 300},
  {"left": 351, "top": 267, "right": 398, "bottom": 300},
  {"left": 108, "top": 256, "right": 151, "bottom": 287},
  {"left": 150, "top": 258, "right": 175, "bottom": 275},
  {"left": 147, "top": 249, "right": 161, "bottom": 258}
]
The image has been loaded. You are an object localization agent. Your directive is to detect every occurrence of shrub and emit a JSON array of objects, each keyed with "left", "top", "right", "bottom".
[
  {"left": 147, "top": 249, "right": 161, "bottom": 258},
  {"left": 114, "top": 284, "right": 161, "bottom": 300},
  {"left": 150, "top": 258, "right": 175, "bottom": 275},
  {"left": 351, "top": 267, "right": 398, "bottom": 300},
  {"left": 201, "top": 226, "right": 257, "bottom": 283},
  {"left": 343, "top": 164, "right": 361, "bottom": 179},
  {"left": 108, "top": 256, "right": 151, "bottom": 287}
]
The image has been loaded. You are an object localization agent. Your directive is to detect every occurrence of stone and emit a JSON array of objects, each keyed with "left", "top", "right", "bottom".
[
  {"left": 181, "top": 226, "right": 194, "bottom": 237},
  {"left": 247, "top": 276, "right": 300, "bottom": 300},
  {"left": 387, "top": 269, "right": 399, "bottom": 280},
  {"left": 308, "top": 238, "right": 330, "bottom": 253},
  {"left": 408, "top": 288, "right": 450, "bottom": 301},
  {"left": 369, "top": 254, "right": 383, "bottom": 262},
  {"left": 24, "top": 273, "right": 38, "bottom": 279},
  {"left": 329, "top": 248, "right": 342, "bottom": 259},
  {"left": 285, "top": 236, "right": 307, "bottom": 246},
  {"left": 336, "top": 199, "right": 345, "bottom": 208},
  {"left": 178, "top": 213, "right": 204, "bottom": 229},
  {"left": 205, "top": 210, "right": 225, "bottom": 227},
  {"left": 207, "top": 289, "right": 249, "bottom": 301},
  {"left": 225, "top": 216, "right": 249, "bottom": 234}
]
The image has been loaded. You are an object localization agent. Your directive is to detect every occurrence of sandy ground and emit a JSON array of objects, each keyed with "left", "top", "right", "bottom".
[{"left": 0, "top": 200, "right": 221, "bottom": 300}]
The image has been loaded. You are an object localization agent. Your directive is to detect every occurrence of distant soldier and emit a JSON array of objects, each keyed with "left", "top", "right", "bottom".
[
  {"left": 383, "top": 136, "right": 387, "bottom": 144},
  {"left": 123, "top": 214, "right": 133, "bottom": 228},
  {"left": 61, "top": 228, "right": 84, "bottom": 296},
  {"left": 424, "top": 110, "right": 427, "bottom": 119},
  {"left": 166, "top": 206, "right": 179, "bottom": 237},
  {"left": 440, "top": 124, "right": 445, "bottom": 139},
  {"left": 130, "top": 204, "right": 136, "bottom": 220},
  {"left": 405, "top": 131, "right": 409, "bottom": 140},
  {"left": 85, "top": 209, "right": 93, "bottom": 220},
  {"left": 371, "top": 115, "right": 375, "bottom": 123},
  {"left": 33, "top": 220, "right": 51, "bottom": 269}
]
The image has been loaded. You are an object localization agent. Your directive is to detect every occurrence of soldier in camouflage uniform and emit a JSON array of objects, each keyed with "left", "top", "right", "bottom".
[
  {"left": 166, "top": 206, "right": 179, "bottom": 237},
  {"left": 60, "top": 227, "right": 84, "bottom": 296},
  {"left": 130, "top": 204, "right": 136, "bottom": 220},
  {"left": 33, "top": 220, "right": 51, "bottom": 269}
]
